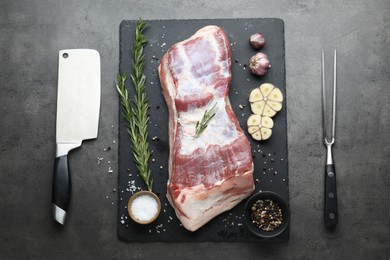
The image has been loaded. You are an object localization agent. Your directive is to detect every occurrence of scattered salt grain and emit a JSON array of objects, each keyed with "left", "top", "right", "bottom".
[
  {"left": 97, "top": 157, "right": 104, "bottom": 164},
  {"left": 131, "top": 195, "right": 158, "bottom": 222}
]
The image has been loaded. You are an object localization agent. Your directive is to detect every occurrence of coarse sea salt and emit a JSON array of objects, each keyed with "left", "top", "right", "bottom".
[{"left": 131, "top": 195, "right": 158, "bottom": 222}]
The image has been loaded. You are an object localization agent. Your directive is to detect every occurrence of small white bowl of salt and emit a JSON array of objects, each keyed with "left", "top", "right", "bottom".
[{"left": 128, "top": 191, "right": 161, "bottom": 224}]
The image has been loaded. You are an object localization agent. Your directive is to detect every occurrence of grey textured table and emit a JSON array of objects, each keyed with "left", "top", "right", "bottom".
[{"left": 1, "top": 1, "right": 389, "bottom": 259}]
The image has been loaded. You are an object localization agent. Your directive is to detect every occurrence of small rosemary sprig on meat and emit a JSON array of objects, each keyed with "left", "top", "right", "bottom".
[
  {"left": 194, "top": 103, "right": 218, "bottom": 138},
  {"left": 115, "top": 18, "right": 153, "bottom": 191}
]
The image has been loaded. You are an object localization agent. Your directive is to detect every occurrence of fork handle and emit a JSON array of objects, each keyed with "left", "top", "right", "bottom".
[{"left": 324, "top": 164, "right": 338, "bottom": 227}]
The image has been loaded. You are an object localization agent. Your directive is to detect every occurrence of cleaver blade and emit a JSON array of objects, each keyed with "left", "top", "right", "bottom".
[{"left": 52, "top": 49, "right": 101, "bottom": 225}]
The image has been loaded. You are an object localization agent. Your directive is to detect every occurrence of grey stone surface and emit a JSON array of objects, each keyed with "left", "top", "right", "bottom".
[{"left": 0, "top": 0, "right": 389, "bottom": 259}]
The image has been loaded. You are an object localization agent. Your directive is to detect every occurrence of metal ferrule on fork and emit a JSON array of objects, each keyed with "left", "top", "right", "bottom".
[{"left": 325, "top": 138, "right": 334, "bottom": 165}]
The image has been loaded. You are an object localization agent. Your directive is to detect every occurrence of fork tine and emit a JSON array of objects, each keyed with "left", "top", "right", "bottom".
[
  {"left": 332, "top": 50, "right": 337, "bottom": 140},
  {"left": 321, "top": 50, "right": 327, "bottom": 141}
]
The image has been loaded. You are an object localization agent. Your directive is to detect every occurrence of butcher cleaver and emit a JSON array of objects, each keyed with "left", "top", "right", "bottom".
[{"left": 52, "top": 49, "right": 100, "bottom": 225}]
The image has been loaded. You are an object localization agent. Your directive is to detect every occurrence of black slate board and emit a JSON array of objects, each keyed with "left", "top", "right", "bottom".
[{"left": 118, "top": 19, "right": 288, "bottom": 242}]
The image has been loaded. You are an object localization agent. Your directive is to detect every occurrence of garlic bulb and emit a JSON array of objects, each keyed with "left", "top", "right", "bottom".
[
  {"left": 247, "top": 114, "right": 273, "bottom": 141},
  {"left": 250, "top": 33, "right": 265, "bottom": 49},
  {"left": 249, "top": 83, "right": 283, "bottom": 117},
  {"left": 249, "top": 52, "right": 271, "bottom": 76}
]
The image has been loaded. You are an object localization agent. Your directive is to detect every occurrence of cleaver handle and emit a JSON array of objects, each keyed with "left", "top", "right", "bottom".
[
  {"left": 51, "top": 142, "right": 80, "bottom": 224},
  {"left": 52, "top": 155, "right": 71, "bottom": 225}
]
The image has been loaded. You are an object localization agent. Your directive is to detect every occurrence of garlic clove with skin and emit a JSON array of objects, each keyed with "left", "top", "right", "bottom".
[
  {"left": 260, "top": 128, "right": 272, "bottom": 140},
  {"left": 268, "top": 88, "right": 283, "bottom": 102},
  {"left": 251, "top": 130, "right": 262, "bottom": 141},
  {"left": 248, "top": 126, "right": 259, "bottom": 135},
  {"left": 260, "top": 83, "right": 275, "bottom": 98},
  {"left": 249, "top": 33, "right": 266, "bottom": 49},
  {"left": 250, "top": 100, "right": 265, "bottom": 115},
  {"left": 249, "top": 88, "right": 263, "bottom": 103},
  {"left": 247, "top": 114, "right": 262, "bottom": 126},
  {"left": 261, "top": 116, "right": 274, "bottom": 129},
  {"left": 267, "top": 101, "right": 283, "bottom": 112},
  {"left": 249, "top": 52, "right": 271, "bottom": 76},
  {"left": 262, "top": 104, "right": 277, "bottom": 117}
]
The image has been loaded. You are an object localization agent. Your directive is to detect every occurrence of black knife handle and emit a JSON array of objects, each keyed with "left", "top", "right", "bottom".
[
  {"left": 324, "top": 164, "right": 338, "bottom": 227},
  {"left": 52, "top": 155, "right": 71, "bottom": 215}
]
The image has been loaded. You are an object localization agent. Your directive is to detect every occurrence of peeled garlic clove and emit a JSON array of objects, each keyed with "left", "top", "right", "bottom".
[
  {"left": 260, "top": 83, "right": 275, "bottom": 98},
  {"left": 268, "top": 88, "right": 283, "bottom": 102},
  {"left": 251, "top": 130, "right": 262, "bottom": 141},
  {"left": 261, "top": 116, "right": 274, "bottom": 129},
  {"left": 250, "top": 100, "right": 265, "bottom": 115},
  {"left": 248, "top": 126, "right": 259, "bottom": 134},
  {"left": 260, "top": 128, "right": 272, "bottom": 140},
  {"left": 249, "top": 88, "right": 263, "bottom": 103},
  {"left": 267, "top": 100, "right": 283, "bottom": 112},
  {"left": 262, "top": 104, "right": 277, "bottom": 117},
  {"left": 247, "top": 114, "right": 261, "bottom": 126},
  {"left": 249, "top": 33, "right": 266, "bottom": 49}
]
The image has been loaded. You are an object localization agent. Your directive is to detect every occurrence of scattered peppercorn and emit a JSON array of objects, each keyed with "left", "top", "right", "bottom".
[{"left": 250, "top": 199, "right": 283, "bottom": 231}]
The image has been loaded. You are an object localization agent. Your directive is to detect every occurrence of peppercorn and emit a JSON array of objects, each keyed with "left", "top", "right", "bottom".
[{"left": 250, "top": 199, "right": 283, "bottom": 231}]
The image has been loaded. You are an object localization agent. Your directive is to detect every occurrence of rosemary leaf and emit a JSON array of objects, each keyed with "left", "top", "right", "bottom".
[
  {"left": 194, "top": 103, "right": 218, "bottom": 138},
  {"left": 115, "top": 18, "right": 153, "bottom": 191}
]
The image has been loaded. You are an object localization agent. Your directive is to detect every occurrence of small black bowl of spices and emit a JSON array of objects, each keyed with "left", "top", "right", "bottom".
[{"left": 244, "top": 191, "right": 289, "bottom": 239}]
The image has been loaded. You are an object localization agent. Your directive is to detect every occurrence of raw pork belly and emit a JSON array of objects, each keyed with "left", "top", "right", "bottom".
[{"left": 158, "top": 25, "right": 254, "bottom": 231}]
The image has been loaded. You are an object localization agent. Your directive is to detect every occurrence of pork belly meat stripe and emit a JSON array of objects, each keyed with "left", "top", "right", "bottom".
[{"left": 158, "top": 25, "right": 254, "bottom": 232}]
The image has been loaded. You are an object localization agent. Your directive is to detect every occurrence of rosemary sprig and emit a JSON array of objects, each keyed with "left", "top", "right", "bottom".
[
  {"left": 194, "top": 103, "right": 218, "bottom": 138},
  {"left": 115, "top": 18, "right": 153, "bottom": 191}
]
